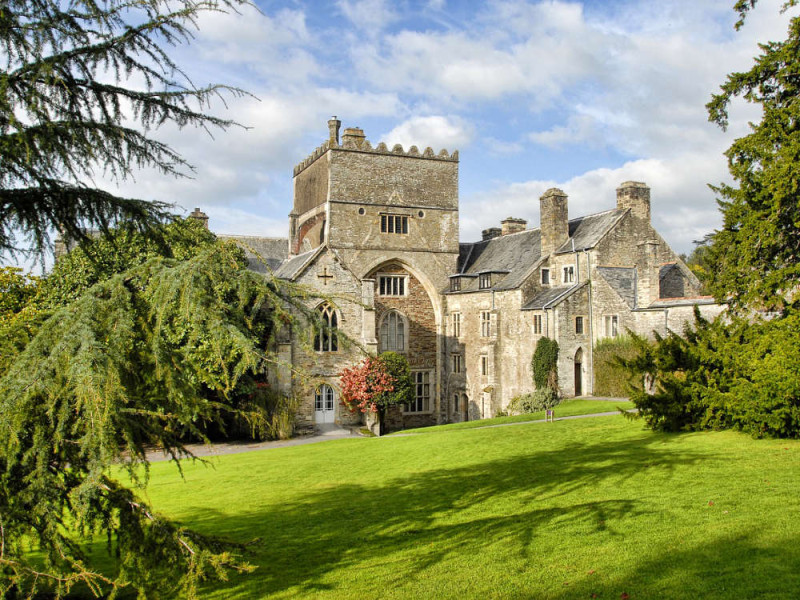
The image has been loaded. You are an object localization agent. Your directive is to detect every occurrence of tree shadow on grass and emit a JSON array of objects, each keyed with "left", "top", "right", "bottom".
[{"left": 175, "top": 433, "right": 708, "bottom": 598}]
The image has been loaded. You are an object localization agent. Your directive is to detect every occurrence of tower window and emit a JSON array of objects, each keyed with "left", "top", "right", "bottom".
[
  {"left": 379, "top": 275, "right": 406, "bottom": 296},
  {"left": 381, "top": 214, "right": 409, "bottom": 234}
]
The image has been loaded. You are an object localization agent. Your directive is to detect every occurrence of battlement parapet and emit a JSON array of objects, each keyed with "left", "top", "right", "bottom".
[{"left": 293, "top": 125, "right": 458, "bottom": 177}]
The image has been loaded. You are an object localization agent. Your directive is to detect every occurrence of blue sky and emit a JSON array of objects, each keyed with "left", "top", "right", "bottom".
[{"left": 105, "top": 0, "right": 797, "bottom": 255}]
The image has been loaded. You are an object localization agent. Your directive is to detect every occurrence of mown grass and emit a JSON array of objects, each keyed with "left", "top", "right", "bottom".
[
  {"left": 102, "top": 413, "right": 800, "bottom": 599},
  {"left": 397, "top": 398, "right": 634, "bottom": 434}
]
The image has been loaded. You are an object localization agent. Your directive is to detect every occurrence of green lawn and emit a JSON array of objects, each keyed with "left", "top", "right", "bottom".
[
  {"left": 106, "top": 413, "right": 800, "bottom": 599},
  {"left": 397, "top": 398, "right": 635, "bottom": 434}
]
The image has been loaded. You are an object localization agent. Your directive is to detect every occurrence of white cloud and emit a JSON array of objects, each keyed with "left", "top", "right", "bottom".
[
  {"left": 381, "top": 115, "right": 474, "bottom": 151},
  {"left": 337, "top": 0, "right": 398, "bottom": 33}
]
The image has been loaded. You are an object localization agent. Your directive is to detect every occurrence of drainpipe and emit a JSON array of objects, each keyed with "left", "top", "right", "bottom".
[{"left": 585, "top": 250, "right": 594, "bottom": 396}]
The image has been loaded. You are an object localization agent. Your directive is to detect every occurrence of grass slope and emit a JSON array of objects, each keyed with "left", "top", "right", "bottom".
[
  {"left": 397, "top": 398, "right": 634, "bottom": 434},
  {"left": 115, "top": 414, "right": 799, "bottom": 599}
]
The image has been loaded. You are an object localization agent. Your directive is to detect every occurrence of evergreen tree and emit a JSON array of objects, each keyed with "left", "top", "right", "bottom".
[
  {"left": 0, "top": 245, "right": 327, "bottom": 597},
  {"left": 706, "top": 0, "right": 800, "bottom": 312},
  {"left": 1, "top": 0, "right": 248, "bottom": 257}
]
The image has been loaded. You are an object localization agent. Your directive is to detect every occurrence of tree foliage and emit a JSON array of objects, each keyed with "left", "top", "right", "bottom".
[
  {"left": 340, "top": 352, "right": 413, "bottom": 435},
  {"left": 531, "top": 337, "right": 559, "bottom": 393},
  {"left": 0, "top": 245, "right": 322, "bottom": 598},
  {"left": 1, "top": 0, "right": 249, "bottom": 257},
  {"left": 705, "top": 0, "right": 800, "bottom": 312}
]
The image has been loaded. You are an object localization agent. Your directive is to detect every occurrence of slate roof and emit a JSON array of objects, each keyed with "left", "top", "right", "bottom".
[
  {"left": 522, "top": 283, "right": 586, "bottom": 310},
  {"left": 596, "top": 267, "right": 636, "bottom": 308},
  {"left": 451, "top": 208, "right": 624, "bottom": 293},
  {"left": 274, "top": 247, "right": 320, "bottom": 280},
  {"left": 555, "top": 209, "right": 625, "bottom": 254},
  {"left": 452, "top": 229, "right": 542, "bottom": 292},
  {"left": 219, "top": 235, "right": 288, "bottom": 273},
  {"left": 648, "top": 296, "right": 717, "bottom": 308}
]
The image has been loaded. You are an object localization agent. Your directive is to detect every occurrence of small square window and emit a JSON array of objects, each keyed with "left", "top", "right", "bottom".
[{"left": 381, "top": 214, "right": 409, "bottom": 234}]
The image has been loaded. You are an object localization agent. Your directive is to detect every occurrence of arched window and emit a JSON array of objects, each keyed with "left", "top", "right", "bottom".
[
  {"left": 379, "top": 310, "right": 406, "bottom": 352},
  {"left": 314, "top": 303, "right": 338, "bottom": 352}
]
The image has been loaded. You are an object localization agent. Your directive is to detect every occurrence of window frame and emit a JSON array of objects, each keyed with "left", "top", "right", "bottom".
[
  {"left": 378, "top": 274, "right": 407, "bottom": 297},
  {"left": 605, "top": 315, "right": 619, "bottom": 338},
  {"left": 533, "top": 313, "right": 543, "bottom": 335},
  {"left": 479, "top": 273, "right": 491, "bottom": 289},
  {"left": 405, "top": 370, "right": 433, "bottom": 413},
  {"left": 451, "top": 353, "right": 462, "bottom": 374},
  {"left": 480, "top": 310, "right": 492, "bottom": 337},
  {"left": 379, "top": 310, "right": 407, "bottom": 352},
  {"left": 541, "top": 268, "right": 550, "bottom": 285},
  {"left": 450, "top": 277, "right": 461, "bottom": 292},
  {"left": 451, "top": 312, "right": 462, "bottom": 338},
  {"left": 480, "top": 354, "right": 489, "bottom": 376},
  {"left": 563, "top": 265, "right": 575, "bottom": 283},
  {"left": 575, "top": 315, "right": 584, "bottom": 335},
  {"left": 380, "top": 213, "right": 409, "bottom": 235},
  {"left": 314, "top": 303, "right": 339, "bottom": 352}
]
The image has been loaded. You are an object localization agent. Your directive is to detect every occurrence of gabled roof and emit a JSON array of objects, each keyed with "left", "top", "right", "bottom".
[
  {"left": 596, "top": 267, "right": 636, "bottom": 308},
  {"left": 554, "top": 209, "right": 625, "bottom": 254},
  {"left": 522, "top": 283, "right": 587, "bottom": 310},
  {"left": 274, "top": 247, "right": 322, "bottom": 280},
  {"left": 453, "top": 229, "right": 542, "bottom": 292},
  {"left": 219, "top": 235, "right": 288, "bottom": 274},
  {"left": 451, "top": 208, "right": 625, "bottom": 293}
]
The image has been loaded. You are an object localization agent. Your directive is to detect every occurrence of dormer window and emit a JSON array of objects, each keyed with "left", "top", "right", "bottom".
[
  {"left": 381, "top": 214, "right": 408, "bottom": 234},
  {"left": 563, "top": 265, "right": 575, "bottom": 283},
  {"left": 479, "top": 273, "right": 491, "bottom": 289},
  {"left": 450, "top": 277, "right": 461, "bottom": 292},
  {"left": 541, "top": 268, "right": 550, "bottom": 285}
]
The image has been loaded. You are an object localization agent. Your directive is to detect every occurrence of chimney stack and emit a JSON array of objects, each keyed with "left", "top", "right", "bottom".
[
  {"left": 188, "top": 207, "right": 209, "bottom": 230},
  {"left": 482, "top": 227, "right": 502, "bottom": 241},
  {"left": 617, "top": 181, "right": 651, "bottom": 222},
  {"left": 341, "top": 126, "right": 366, "bottom": 149},
  {"left": 501, "top": 217, "right": 527, "bottom": 236},
  {"left": 540, "top": 188, "right": 569, "bottom": 256},
  {"left": 636, "top": 240, "right": 661, "bottom": 307},
  {"left": 328, "top": 116, "right": 341, "bottom": 147}
]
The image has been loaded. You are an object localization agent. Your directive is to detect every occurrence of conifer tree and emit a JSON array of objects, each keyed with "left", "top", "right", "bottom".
[
  {"left": 705, "top": 0, "right": 800, "bottom": 312},
  {"left": 1, "top": 0, "right": 249, "bottom": 257}
]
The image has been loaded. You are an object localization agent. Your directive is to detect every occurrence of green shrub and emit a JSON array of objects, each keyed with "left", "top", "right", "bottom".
[
  {"left": 508, "top": 388, "right": 560, "bottom": 415},
  {"left": 532, "top": 337, "right": 559, "bottom": 392},
  {"left": 593, "top": 335, "right": 639, "bottom": 397}
]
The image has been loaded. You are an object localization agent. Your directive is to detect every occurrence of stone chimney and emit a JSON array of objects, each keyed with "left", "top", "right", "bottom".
[
  {"left": 540, "top": 188, "right": 569, "bottom": 256},
  {"left": 482, "top": 227, "right": 502, "bottom": 241},
  {"left": 617, "top": 181, "right": 651, "bottom": 222},
  {"left": 328, "top": 116, "right": 341, "bottom": 147},
  {"left": 636, "top": 239, "right": 661, "bottom": 307},
  {"left": 341, "top": 127, "right": 366, "bottom": 149},
  {"left": 501, "top": 217, "right": 527, "bottom": 236},
  {"left": 188, "top": 207, "right": 209, "bottom": 229}
]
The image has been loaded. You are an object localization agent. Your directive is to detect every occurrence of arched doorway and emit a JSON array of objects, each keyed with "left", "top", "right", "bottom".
[{"left": 574, "top": 348, "right": 583, "bottom": 397}]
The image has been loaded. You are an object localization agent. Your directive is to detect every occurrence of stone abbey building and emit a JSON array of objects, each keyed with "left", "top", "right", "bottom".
[{"left": 209, "top": 119, "right": 723, "bottom": 432}]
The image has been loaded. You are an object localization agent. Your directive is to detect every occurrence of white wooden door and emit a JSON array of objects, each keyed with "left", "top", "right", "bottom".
[{"left": 315, "top": 384, "right": 335, "bottom": 425}]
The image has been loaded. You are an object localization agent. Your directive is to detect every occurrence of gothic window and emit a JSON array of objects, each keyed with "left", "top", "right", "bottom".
[
  {"left": 314, "top": 303, "right": 338, "bottom": 352},
  {"left": 541, "top": 268, "right": 550, "bottom": 285},
  {"left": 315, "top": 384, "right": 335, "bottom": 412},
  {"left": 533, "top": 314, "right": 543, "bottom": 335},
  {"left": 406, "top": 370, "right": 431, "bottom": 412},
  {"left": 452, "top": 312, "right": 461, "bottom": 337},
  {"left": 379, "top": 275, "right": 406, "bottom": 296},
  {"left": 480, "top": 311, "right": 491, "bottom": 337},
  {"left": 381, "top": 214, "right": 409, "bottom": 234},
  {"left": 379, "top": 310, "right": 406, "bottom": 352},
  {"left": 479, "top": 273, "right": 491, "bottom": 289},
  {"left": 563, "top": 265, "right": 575, "bottom": 283}
]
